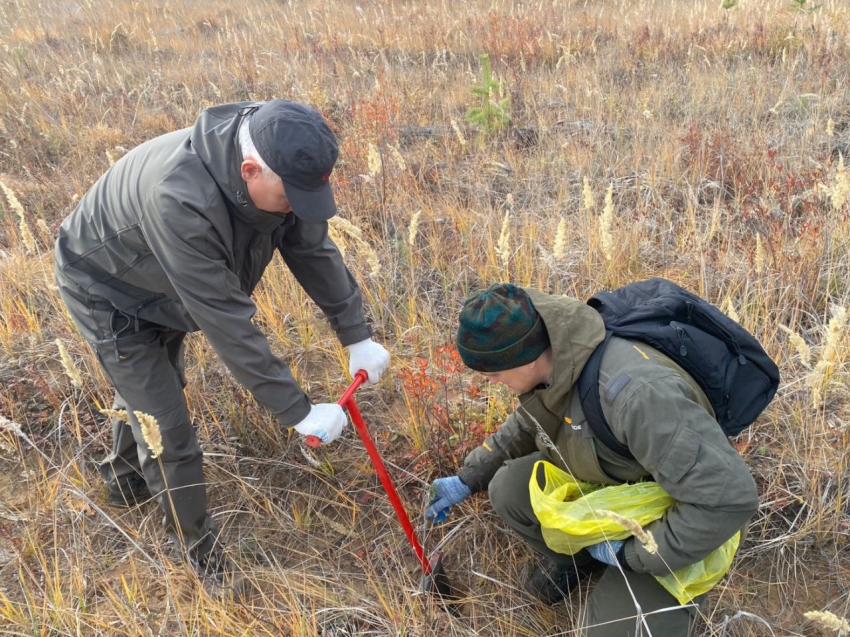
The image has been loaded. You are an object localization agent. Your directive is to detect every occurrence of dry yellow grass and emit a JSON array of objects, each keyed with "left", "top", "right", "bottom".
[
  {"left": 596, "top": 510, "right": 659, "bottom": 555},
  {"left": 1, "top": 0, "right": 849, "bottom": 634}
]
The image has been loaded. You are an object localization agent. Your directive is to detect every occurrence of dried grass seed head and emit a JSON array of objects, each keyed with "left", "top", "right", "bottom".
[{"left": 134, "top": 411, "right": 163, "bottom": 458}]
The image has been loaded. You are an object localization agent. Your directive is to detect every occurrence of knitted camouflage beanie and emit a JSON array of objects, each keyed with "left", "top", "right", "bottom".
[{"left": 456, "top": 284, "right": 550, "bottom": 372}]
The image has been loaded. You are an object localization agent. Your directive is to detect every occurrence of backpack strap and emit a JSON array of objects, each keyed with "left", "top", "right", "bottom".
[{"left": 577, "top": 331, "right": 636, "bottom": 460}]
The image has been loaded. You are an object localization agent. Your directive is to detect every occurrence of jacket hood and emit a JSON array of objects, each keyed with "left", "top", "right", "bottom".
[
  {"left": 189, "top": 101, "right": 288, "bottom": 234},
  {"left": 523, "top": 288, "right": 606, "bottom": 411}
]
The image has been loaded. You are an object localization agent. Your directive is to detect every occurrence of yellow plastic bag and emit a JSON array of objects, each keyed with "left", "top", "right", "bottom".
[
  {"left": 529, "top": 460, "right": 675, "bottom": 555},
  {"left": 529, "top": 460, "right": 739, "bottom": 604},
  {"left": 655, "top": 532, "right": 739, "bottom": 604}
]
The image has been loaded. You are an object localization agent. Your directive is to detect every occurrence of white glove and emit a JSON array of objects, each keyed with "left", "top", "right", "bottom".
[
  {"left": 347, "top": 337, "right": 389, "bottom": 386},
  {"left": 293, "top": 403, "right": 348, "bottom": 443}
]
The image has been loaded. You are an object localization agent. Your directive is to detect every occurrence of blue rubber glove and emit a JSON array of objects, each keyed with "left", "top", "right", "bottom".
[
  {"left": 587, "top": 539, "right": 627, "bottom": 566},
  {"left": 425, "top": 476, "right": 471, "bottom": 523}
]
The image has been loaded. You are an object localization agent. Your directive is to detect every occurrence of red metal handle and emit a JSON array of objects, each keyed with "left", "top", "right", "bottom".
[
  {"left": 305, "top": 371, "right": 369, "bottom": 448},
  {"left": 345, "top": 387, "right": 431, "bottom": 574},
  {"left": 338, "top": 369, "right": 369, "bottom": 406},
  {"left": 305, "top": 369, "right": 431, "bottom": 574}
]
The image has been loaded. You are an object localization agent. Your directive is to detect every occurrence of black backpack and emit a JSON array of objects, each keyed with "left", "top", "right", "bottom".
[{"left": 576, "top": 278, "right": 780, "bottom": 460}]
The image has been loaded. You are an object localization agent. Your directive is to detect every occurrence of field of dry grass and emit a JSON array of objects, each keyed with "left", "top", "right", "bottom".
[{"left": 1, "top": 0, "right": 849, "bottom": 634}]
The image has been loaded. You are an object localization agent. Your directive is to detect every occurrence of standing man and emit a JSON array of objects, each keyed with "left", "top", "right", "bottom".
[
  {"left": 426, "top": 284, "right": 759, "bottom": 636},
  {"left": 55, "top": 100, "right": 389, "bottom": 589}
]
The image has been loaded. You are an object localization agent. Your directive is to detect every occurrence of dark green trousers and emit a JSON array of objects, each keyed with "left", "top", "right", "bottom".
[
  {"left": 489, "top": 452, "right": 704, "bottom": 637},
  {"left": 58, "top": 279, "right": 218, "bottom": 557}
]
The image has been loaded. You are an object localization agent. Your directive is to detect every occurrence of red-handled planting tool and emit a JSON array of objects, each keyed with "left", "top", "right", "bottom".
[{"left": 306, "top": 370, "right": 454, "bottom": 602}]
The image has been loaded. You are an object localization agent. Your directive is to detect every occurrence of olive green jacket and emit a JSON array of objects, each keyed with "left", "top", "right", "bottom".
[{"left": 458, "top": 289, "right": 759, "bottom": 576}]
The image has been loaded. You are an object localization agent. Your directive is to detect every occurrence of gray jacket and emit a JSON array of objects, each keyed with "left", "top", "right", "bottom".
[{"left": 55, "top": 102, "right": 371, "bottom": 427}]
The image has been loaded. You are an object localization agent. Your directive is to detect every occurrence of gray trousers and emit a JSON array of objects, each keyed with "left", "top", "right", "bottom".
[
  {"left": 58, "top": 279, "right": 218, "bottom": 557},
  {"left": 489, "top": 452, "right": 704, "bottom": 637}
]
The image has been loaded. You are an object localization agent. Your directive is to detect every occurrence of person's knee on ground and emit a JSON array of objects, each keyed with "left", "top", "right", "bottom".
[{"left": 489, "top": 454, "right": 598, "bottom": 603}]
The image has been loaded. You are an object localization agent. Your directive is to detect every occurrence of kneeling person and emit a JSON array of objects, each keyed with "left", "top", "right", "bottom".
[{"left": 426, "top": 284, "right": 758, "bottom": 636}]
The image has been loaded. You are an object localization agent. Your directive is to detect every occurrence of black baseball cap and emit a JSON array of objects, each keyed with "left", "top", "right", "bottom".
[{"left": 250, "top": 100, "right": 339, "bottom": 221}]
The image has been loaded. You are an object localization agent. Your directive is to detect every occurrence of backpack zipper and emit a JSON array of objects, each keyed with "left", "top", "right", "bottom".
[{"left": 671, "top": 322, "right": 688, "bottom": 356}]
